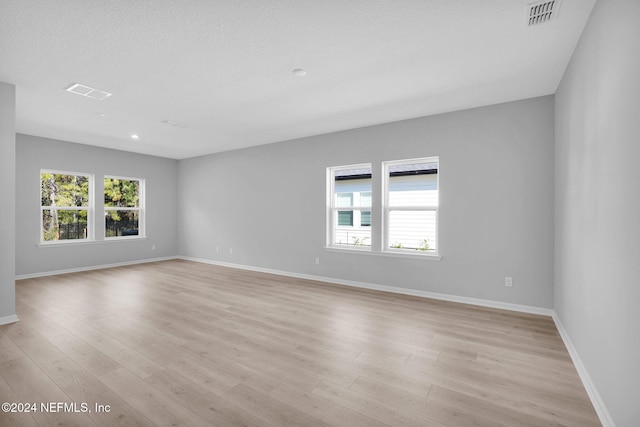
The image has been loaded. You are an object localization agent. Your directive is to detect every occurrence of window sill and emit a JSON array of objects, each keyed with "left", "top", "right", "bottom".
[
  {"left": 38, "top": 236, "right": 147, "bottom": 248},
  {"left": 324, "top": 246, "right": 441, "bottom": 261}
]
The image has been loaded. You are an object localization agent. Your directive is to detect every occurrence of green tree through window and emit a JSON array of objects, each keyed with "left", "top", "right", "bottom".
[
  {"left": 104, "top": 177, "right": 143, "bottom": 238},
  {"left": 40, "top": 171, "right": 91, "bottom": 241}
]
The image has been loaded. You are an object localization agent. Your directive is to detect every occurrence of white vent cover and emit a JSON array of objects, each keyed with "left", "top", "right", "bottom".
[
  {"left": 526, "top": 0, "right": 561, "bottom": 26},
  {"left": 66, "top": 83, "right": 112, "bottom": 100}
]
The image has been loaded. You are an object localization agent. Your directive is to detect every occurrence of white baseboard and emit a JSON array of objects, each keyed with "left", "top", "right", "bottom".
[
  {"left": 0, "top": 314, "right": 19, "bottom": 326},
  {"left": 178, "top": 256, "right": 553, "bottom": 316},
  {"left": 15, "top": 256, "right": 179, "bottom": 280},
  {"left": 552, "top": 313, "right": 615, "bottom": 427}
]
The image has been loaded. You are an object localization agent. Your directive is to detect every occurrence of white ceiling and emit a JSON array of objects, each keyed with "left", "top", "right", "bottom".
[{"left": 0, "top": 0, "right": 596, "bottom": 159}]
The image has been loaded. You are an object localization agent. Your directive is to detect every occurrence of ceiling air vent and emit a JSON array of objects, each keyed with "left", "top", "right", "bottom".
[
  {"left": 526, "top": 0, "right": 561, "bottom": 26},
  {"left": 65, "top": 83, "right": 112, "bottom": 100}
]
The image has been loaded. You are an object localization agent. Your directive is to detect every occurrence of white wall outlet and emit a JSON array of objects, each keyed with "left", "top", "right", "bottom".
[
  {"left": 505, "top": 277, "right": 513, "bottom": 287},
  {"left": 151, "top": 244, "right": 156, "bottom": 251},
  {"left": 315, "top": 257, "right": 320, "bottom": 265},
  {"left": 216, "top": 247, "right": 219, "bottom": 253},
  {"left": 229, "top": 248, "right": 233, "bottom": 254}
]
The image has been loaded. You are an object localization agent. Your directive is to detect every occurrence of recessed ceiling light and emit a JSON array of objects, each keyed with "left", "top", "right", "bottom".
[
  {"left": 292, "top": 69, "right": 307, "bottom": 77},
  {"left": 131, "top": 134, "right": 140, "bottom": 140},
  {"left": 66, "top": 83, "right": 112, "bottom": 100}
]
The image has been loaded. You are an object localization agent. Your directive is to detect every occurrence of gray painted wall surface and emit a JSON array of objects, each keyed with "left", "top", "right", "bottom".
[
  {"left": 555, "top": 0, "right": 640, "bottom": 425},
  {"left": 0, "top": 82, "right": 16, "bottom": 321},
  {"left": 15, "top": 134, "right": 179, "bottom": 276},
  {"left": 179, "top": 96, "right": 555, "bottom": 308}
]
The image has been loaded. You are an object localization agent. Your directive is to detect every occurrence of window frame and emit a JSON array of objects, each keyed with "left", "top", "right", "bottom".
[
  {"left": 326, "top": 157, "right": 440, "bottom": 260},
  {"left": 382, "top": 157, "right": 439, "bottom": 255},
  {"left": 104, "top": 175, "right": 145, "bottom": 240},
  {"left": 40, "top": 169, "right": 95, "bottom": 244},
  {"left": 327, "top": 163, "right": 372, "bottom": 251}
]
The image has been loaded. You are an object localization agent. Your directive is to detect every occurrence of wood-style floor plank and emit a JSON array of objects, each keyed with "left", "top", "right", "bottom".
[
  {"left": 0, "top": 373, "right": 39, "bottom": 427},
  {"left": 0, "top": 356, "right": 97, "bottom": 427},
  {"left": 0, "top": 259, "right": 601, "bottom": 426},
  {"left": 54, "top": 371, "right": 155, "bottom": 427}
]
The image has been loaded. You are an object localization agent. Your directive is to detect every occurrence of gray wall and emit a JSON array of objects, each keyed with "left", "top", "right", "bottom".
[
  {"left": 555, "top": 0, "right": 640, "bottom": 425},
  {"left": 0, "top": 82, "right": 16, "bottom": 323},
  {"left": 15, "top": 134, "right": 179, "bottom": 276},
  {"left": 179, "top": 96, "right": 555, "bottom": 308}
]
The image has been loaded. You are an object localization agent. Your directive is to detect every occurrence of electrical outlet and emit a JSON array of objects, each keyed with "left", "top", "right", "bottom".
[
  {"left": 151, "top": 244, "right": 156, "bottom": 251},
  {"left": 315, "top": 257, "right": 320, "bottom": 265},
  {"left": 229, "top": 248, "right": 233, "bottom": 254},
  {"left": 505, "top": 277, "right": 513, "bottom": 287},
  {"left": 216, "top": 247, "right": 219, "bottom": 253}
]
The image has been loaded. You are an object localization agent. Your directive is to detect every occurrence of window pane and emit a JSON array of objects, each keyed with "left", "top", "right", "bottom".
[
  {"left": 334, "top": 228, "right": 371, "bottom": 247},
  {"left": 388, "top": 163, "right": 438, "bottom": 207},
  {"left": 330, "top": 164, "right": 372, "bottom": 249},
  {"left": 388, "top": 210, "right": 436, "bottom": 251},
  {"left": 105, "top": 210, "right": 139, "bottom": 237},
  {"left": 41, "top": 172, "right": 89, "bottom": 207},
  {"left": 336, "top": 193, "right": 353, "bottom": 208},
  {"left": 42, "top": 209, "right": 88, "bottom": 241},
  {"left": 360, "top": 191, "right": 372, "bottom": 207},
  {"left": 361, "top": 211, "right": 371, "bottom": 226},
  {"left": 337, "top": 210, "right": 353, "bottom": 226},
  {"left": 334, "top": 209, "right": 371, "bottom": 247},
  {"left": 335, "top": 168, "right": 372, "bottom": 207},
  {"left": 104, "top": 178, "right": 140, "bottom": 208}
]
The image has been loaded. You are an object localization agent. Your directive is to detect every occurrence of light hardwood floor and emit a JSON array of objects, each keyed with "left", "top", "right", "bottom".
[{"left": 1, "top": 260, "right": 600, "bottom": 426}]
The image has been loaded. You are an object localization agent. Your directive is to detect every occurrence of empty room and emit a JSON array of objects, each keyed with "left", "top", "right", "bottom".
[{"left": 0, "top": 0, "right": 638, "bottom": 426}]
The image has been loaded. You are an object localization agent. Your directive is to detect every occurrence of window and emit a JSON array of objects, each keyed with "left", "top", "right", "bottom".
[
  {"left": 104, "top": 176, "right": 144, "bottom": 238},
  {"left": 40, "top": 170, "right": 93, "bottom": 242},
  {"left": 327, "top": 157, "right": 439, "bottom": 257},
  {"left": 384, "top": 158, "right": 438, "bottom": 253},
  {"left": 328, "top": 164, "right": 372, "bottom": 248}
]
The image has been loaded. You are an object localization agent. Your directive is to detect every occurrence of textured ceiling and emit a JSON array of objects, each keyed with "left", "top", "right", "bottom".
[{"left": 0, "top": 0, "right": 596, "bottom": 159}]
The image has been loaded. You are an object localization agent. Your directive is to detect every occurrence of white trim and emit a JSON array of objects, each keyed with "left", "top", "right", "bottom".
[
  {"left": 324, "top": 246, "right": 442, "bottom": 261},
  {"left": 0, "top": 314, "right": 19, "bottom": 326},
  {"left": 386, "top": 205, "right": 438, "bottom": 211},
  {"left": 324, "top": 245, "right": 371, "bottom": 254},
  {"left": 38, "top": 236, "right": 147, "bottom": 248},
  {"left": 178, "top": 256, "right": 551, "bottom": 316},
  {"left": 15, "top": 256, "right": 177, "bottom": 280},
  {"left": 104, "top": 174, "right": 145, "bottom": 182},
  {"left": 551, "top": 312, "right": 616, "bottom": 427},
  {"left": 40, "top": 206, "right": 89, "bottom": 211},
  {"left": 40, "top": 168, "right": 93, "bottom": 178}
]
